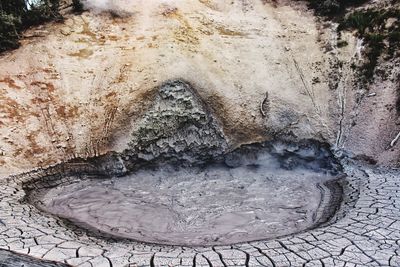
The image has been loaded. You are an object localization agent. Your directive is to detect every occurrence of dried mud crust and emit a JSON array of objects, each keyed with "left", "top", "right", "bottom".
[{"left": 1, "top": 164, "right": 400, "bottom": 266}]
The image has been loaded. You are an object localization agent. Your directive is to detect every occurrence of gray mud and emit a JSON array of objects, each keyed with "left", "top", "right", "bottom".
[{"left": 32, "top": 142, "right": 343, "bottom": 247}]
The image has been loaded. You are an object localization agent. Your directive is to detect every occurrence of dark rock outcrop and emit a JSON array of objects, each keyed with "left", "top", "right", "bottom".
[{"left": 0, "top": 249, "right": 70, "bottom": 267}]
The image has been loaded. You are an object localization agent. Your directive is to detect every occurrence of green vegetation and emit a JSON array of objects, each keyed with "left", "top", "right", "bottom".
[
  {"left": 302, "top": 0, "right": 369, "bottom": 16},
  {"left": 0, "top": 13, "right": 21, "bottom": 51},
  {"left": 304, "top": 1, "right": 400, "bottom": 112},
  {"left": 0, "top": 0, "right": 61, "bottom": 53},
  {"left": 303, "top": 0, "right": 399, "bottom": 82},
  {"left": 72, "top": 0, "right": 84, "bottom": 12},
  {"left": 0, "top": 0, "right": 83, "bottom": 53},
  {"left": 339, "top": 8, "right": 400, "bottom": 80}
]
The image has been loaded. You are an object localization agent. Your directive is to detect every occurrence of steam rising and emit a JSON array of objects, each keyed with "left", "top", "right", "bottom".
[{"left": 82, "top": 0, "right": 130, "bottom": 15}]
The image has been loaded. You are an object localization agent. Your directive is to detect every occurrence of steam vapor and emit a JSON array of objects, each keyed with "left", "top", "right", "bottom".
[
  {"left": 81, "top": 0, "right": 130, "bottom": 15},
  {"left": 82, "top": 0, "right": 112, "bottom": 11}
]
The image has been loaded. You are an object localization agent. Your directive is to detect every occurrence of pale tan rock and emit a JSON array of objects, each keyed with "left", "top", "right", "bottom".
[{"left": 0, "top": 0, "right": 398, "bottom": 178}]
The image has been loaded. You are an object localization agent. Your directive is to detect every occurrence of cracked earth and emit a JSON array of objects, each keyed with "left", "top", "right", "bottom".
[{"left": 0, "top": 163, "right": 399, "bottom": 267}]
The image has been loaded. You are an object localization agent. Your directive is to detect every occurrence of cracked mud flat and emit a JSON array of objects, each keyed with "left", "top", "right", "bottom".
[
  {"left": 34, "top": 151, "right": 339, "bottom": 246},
  {"left": 1, "top": 165, "right": 400, "bottom": 266}
]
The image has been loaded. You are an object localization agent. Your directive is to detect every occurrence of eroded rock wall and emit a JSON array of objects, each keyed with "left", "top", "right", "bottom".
[{"left": 122, "top": 80, "right": 228, "bottom": 169}]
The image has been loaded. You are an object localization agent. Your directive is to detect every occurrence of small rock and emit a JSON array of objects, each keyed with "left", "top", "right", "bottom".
[
  {"left": 385, "top": 18, "right": 398, "bottom": 29},
  {"left": 60, "top": 27, "right": 71, "bottom": 36}
]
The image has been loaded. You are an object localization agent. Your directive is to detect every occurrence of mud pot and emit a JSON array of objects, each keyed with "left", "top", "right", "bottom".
[{"left": 23, "top": 140, "right": 343, "bottom": 247}]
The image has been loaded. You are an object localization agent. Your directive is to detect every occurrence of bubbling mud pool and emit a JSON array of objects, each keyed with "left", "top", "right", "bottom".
[{"left": 25, "top": 141, "right": 343, "bottom": 246}]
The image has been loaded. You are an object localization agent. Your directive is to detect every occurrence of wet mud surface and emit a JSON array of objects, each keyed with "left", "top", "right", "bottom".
[
  {"left": 26, "top": 140, "right": 343, "bottom": 247},
  {"left": 38, "top": 160, "right": 338, "bottom": 246}
]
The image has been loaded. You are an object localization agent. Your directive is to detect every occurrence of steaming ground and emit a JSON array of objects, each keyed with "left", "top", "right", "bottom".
[{"left": 38, "top": 153, "right": 338, "bottom": 246}]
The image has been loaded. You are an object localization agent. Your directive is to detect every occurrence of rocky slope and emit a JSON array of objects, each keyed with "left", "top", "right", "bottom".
[{"left": 3, "top": 0, "right": 398, "bottom": 178}]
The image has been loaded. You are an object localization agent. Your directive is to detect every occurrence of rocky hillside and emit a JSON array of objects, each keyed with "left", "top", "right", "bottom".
[{"left": 0, "top": 0, "right": 399, "bottom": 177}]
